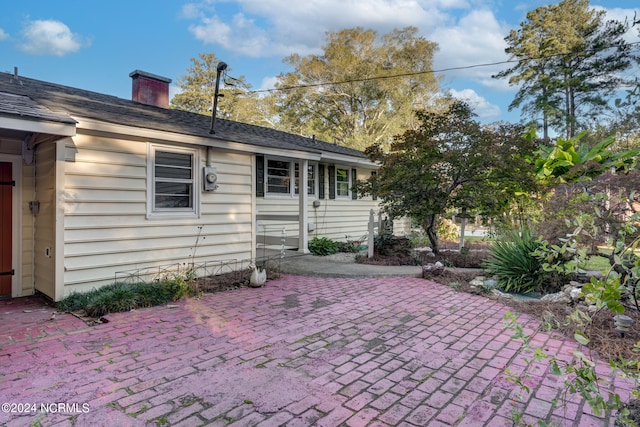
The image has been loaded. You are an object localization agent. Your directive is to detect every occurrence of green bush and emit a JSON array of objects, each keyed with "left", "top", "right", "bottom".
[
  {"left": 483, "top": 227, "right": 566, "bottom": 294},
  {"left": 308, "top": 237, "right": 339, "bottom": 256},
  {"left": 84, "top": 283, "right": 141, "bottom": 317},
  {"left": 408, "top": 230, "right": 430, "bottom": 247},
  {"left": 374, "top": 235, "right": 413, "bottom": 256},
  {"left": 57, "top": 289, "right": 98, "bottom": 313}
]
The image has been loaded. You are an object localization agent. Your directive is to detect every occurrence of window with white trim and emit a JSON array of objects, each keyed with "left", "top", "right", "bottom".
[
  {"left": 265, "top": 157, "right": 316, "bottom": 197},
  {"left": 295, "top": 163, "right": 317, "bottom": 196},
  {"left": 336, "top": 167, "right": 350, "bottom": 198},
  {"left": 148, "top": 145, "right": 199, "bottom": 217},
  {"left": 266, "top": 159, "right": 291, "bottom": 194}
]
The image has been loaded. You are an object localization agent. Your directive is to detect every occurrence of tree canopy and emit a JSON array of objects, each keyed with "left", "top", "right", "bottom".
[
  {"left": 360, "top": 101, "right": 539, "bottom": 253},
  {"left": 493, "top": 0, "right": 638, "bottom": 139},
  {"left": 170, "top": 53, "right": 276, "bottom": 127},
  {"left": 273, "top": 27, "right": 441, "bottom": 150}
]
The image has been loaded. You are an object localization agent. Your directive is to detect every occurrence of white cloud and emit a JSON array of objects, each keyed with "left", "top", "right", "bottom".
[
  {"left": 593, "top": 6, "right": 640, "bottom": 44},
  {"left": 0, "top": 28, "right": 8, "bottom": 41},
  {"left": 429, "top": 9, "right": 511, "bottom": 90},
  {"left": 183, "top": 1, "right": 516, "bottom": 92},
  {"left": 447, "top": 88, "right": 501, "bottom": 118},
  {"left": 19, "top": 19, "right": 89, "bottom": 56},
  {"left": 259, "top": 75, "right": 278, "bottom": 91},
  {"left": 184, "top": 0, "right": 458, "bottom": 58},
  {"left": 182, "top": 0, "right": 527, "bottom": 105}
]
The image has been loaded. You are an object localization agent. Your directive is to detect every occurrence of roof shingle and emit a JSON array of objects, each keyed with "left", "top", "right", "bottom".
[{"left": 0, "top": 71, "right": 366, "bottom": 159}]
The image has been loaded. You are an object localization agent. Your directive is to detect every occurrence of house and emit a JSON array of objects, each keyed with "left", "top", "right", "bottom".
[{"left": 0, "top": 69, "right": 404, "bottom": 301}]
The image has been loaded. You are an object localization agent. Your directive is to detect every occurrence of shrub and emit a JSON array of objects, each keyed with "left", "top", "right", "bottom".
[
  {"left": 374, "top": 235, "right": 413, "bottom": 256},
  {"left": 336, "top": 241, "right": 360, "bottom": 253},
  {"left": 408, "top": 230, "right": 430, "bottom": 247},
  {"left": 308, "top": 237, "right": 339, "bottom": 256},
  {"left": 482, "top": 228, "right": 566, "bottom": 294}
]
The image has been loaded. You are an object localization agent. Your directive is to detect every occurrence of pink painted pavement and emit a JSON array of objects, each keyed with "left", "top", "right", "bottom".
[{"left": 0, "top": 276, "right": 635, "bottom": 426}]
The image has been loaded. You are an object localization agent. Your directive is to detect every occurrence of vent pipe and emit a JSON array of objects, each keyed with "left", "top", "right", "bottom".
[{"left": 209, "top": 61, "right": 228, "bottom": 134}]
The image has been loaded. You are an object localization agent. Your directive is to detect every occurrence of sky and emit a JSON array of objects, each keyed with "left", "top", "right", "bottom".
[{"left": 1, "top": 0, "right": 639, "bottom": 126}]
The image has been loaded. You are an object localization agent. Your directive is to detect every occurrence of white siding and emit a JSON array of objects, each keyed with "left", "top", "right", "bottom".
[
  {"left": 61, "top": 133, "right": 253, "bottom": 296},
  {"left": 256, "top": 166, "right": 413, "bottom": 250},
  {"left": 308, "top": 198, "right": 374, "bottom": 242},
  {"left": 34, "top": 143, "right": 56, "bottom": 299},
  {"left": 257, "top": 168, "right": 381, "bottom": 246}
]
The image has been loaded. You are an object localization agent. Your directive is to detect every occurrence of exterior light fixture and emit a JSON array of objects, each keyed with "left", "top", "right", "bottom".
[{"left": 614, "top": 315, "right": 634, "bottom": 337}]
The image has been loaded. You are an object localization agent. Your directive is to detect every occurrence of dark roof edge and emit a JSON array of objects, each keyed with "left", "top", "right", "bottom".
[{"left": 129, "top": 70, "right": 172, "bottom": 83}]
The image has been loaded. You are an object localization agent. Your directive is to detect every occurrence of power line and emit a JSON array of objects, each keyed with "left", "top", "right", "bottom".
[{"left": 245, "top": 41, "right": 640, "bottom": 95}]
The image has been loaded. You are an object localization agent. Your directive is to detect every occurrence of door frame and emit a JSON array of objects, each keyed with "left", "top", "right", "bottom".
[{"left": 0, "top": 155, "right": 22, "bottom": 298}]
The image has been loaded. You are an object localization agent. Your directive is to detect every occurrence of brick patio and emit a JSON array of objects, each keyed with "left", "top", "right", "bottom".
[{"left": 0, "top": 275, "right": 634, "bottom": 426}]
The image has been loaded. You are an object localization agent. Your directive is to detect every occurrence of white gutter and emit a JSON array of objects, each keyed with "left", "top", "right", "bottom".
[
  {"left": 0, "top": 116, "right": 76, "bottom": 138},
  {"left": 320, "top": 152, "right": 378, "bottom": 168}
]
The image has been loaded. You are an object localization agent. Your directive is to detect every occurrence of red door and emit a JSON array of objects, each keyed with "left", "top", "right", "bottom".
[{"left": 0, "top": 162, "right": 12, "bottom": 297}]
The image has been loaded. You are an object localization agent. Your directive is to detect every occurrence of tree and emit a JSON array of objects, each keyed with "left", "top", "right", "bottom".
[
  {"left": 360, "top": 101, "right": 538, "bottom": 253},
  {"left": 533, "top": 131, "right": 640, "bottom": 247},
  {"left": 171, "top": 53, "right": 277, "bottom": 127},
  {"left": 274, "top": 27, "right": 440, "bottom": 151},
  {"left": 494, "top": 0, "right": 638, "bottom": 139}
]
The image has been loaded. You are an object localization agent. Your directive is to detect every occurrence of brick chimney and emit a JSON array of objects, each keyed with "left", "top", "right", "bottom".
[{"left": 129, "top": 70, "right": 172, "bottom": 108}]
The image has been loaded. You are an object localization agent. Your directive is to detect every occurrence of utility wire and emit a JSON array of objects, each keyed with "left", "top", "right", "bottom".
[{"left": 243, "top": 41, "right": 640, "bottom": 94}]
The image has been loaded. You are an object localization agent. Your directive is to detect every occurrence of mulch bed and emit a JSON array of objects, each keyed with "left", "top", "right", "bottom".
[{"left": 193, "top": 270, "right": 254, "bottom": 293}]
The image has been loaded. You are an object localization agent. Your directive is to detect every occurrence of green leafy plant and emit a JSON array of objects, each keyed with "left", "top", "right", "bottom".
[
  {"left": 336, "top": 236, "right": 362, "bottom": 253},
  {"left": 308, "top": 237, "right": 339, "bottom": 256},
  {"left": 495, "top": 131, "right": 640, "bottom": 426},
  {"left": 483, "top": 227, "right": 566, "bottom": 294},
  {"left": 374, "top": 235, "right": 413, "bottom": 256},
  {"left": 504, "top": 310, "right": 632, "bottom": 424}
]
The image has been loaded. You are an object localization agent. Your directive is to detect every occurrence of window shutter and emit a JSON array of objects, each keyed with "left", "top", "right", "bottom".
[
  {"left": 351, "top": 168, "right": 357, "bottom": 200},
  {"left": 318, "top": 164, "right": 325, "bottom": 199},
  {"left": 371, "top": 171, "right": 377, "bottom": 201},
  {"left": 256, "top": 155, "right": 264, "bottom": 197},
  {"left": 328, "top": 165, "right": 336, "bottom": 199}
]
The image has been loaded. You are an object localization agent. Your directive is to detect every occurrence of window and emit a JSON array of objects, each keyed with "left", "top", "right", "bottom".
[
  {"left": 265, "top": 157, "right": 316, "bottom": 197},
  {"left": 266, "top": 159, "right": 291, "bottom": 194},
  {"left": 295, "top": 163, "right": 317, "bottom": 196},
  {"left": 336, "top": 168, "right": 350, "bottom": 197},
  {"left": 148, "top": 145, "right": 199, "bottom": 217}
]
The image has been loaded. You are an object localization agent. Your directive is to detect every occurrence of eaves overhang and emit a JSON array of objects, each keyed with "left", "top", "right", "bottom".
[
  {"left": 75, "top": 116, "right": 323, "bottom": 161},
  {"left": 0, "top": 115, "right": 76, "bottom": 138}
]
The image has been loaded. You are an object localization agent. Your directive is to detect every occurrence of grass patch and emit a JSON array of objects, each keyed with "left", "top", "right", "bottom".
[{"left": 57, "top": 279, "right": 194, "bottom": 318}]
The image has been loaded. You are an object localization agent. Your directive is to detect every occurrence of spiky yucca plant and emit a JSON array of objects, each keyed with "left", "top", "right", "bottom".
[{"left": 483, "top": 227, "right": 548, "bottom": 294}]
